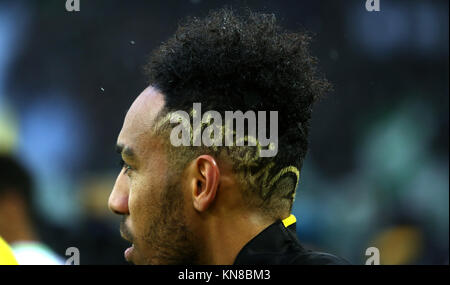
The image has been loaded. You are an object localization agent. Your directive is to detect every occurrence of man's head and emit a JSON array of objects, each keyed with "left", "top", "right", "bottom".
[{"left": 108, "top": 8, "right": 330, "bottom": 265}]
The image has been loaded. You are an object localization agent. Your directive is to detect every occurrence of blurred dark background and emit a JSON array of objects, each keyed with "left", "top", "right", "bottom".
[{"left": 0, "top": 0, "right": 448, "bottom": 264}]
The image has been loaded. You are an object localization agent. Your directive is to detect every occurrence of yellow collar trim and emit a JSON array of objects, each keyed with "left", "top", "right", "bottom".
[{"left": 282, "top": 214, "right": 296, "bottom": 228}]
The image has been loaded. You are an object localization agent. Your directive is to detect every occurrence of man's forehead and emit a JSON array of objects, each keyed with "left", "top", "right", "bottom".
[{"left": 118, "top": 86, "right": 166, "bottom": 145}]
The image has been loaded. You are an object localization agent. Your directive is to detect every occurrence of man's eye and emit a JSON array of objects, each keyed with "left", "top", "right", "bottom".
[{"left": 119, "top": 159, "right": 132, "bottom": 174}]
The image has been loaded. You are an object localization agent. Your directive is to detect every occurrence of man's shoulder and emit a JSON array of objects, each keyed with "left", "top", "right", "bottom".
[
  {"left": 234, "top": 220, "right": 350, "bottom": 265},
  {"left": 269, "top": 229, "right": 350, "bottom": 265},
  {"left": 284, "top": 224, "right": 350, "bottom": 265},
  {"left": 289, "top": 249, "right": 350, "bottom": 265}
]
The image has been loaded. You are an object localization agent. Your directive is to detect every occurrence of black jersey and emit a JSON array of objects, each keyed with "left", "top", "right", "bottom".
[{"left": 233, "top": 217, "right": 349, "bottom": 265}]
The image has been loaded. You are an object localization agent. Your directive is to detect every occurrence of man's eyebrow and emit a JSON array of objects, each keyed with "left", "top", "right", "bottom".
[{"left": 115, "top": 144, "right": 136, "bottom": 159}]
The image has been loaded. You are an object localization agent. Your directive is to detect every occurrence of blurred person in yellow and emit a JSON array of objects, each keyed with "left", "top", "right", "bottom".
[
  {"left": 372, "top": 225, "right": 423, "bottom": 265},
  {"left": 0, "top": 236, "right": 18, "bottom": 265},
  {"left": 0, "top": 154, "right": 63, "bottom": 265}
]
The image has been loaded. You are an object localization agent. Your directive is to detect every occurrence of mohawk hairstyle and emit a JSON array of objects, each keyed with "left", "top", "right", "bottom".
[{"left": 144, "top": 8, "right": 331, "bottom": 217}]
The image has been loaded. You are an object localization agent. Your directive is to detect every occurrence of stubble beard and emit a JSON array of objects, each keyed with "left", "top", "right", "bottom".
[{"left": 142, "top": 177, "right": 199, "bottom": 265}]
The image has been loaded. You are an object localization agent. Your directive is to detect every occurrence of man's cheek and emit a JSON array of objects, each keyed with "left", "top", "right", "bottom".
[
  {"left": 128, "top": 189, "right": 144, "bottom": 232},
  {"left": 128, "top": 193, "right": 143, "bottom": 221},
  {"left": 129, "top": 187, "right": 150, "bottom": 228},
  {"left": 128, "top": 180, "right": 143, "bottom": 212}
]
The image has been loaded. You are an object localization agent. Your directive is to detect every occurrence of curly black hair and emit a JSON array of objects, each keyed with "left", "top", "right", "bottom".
[{"left": 145, "top": 8, "right": 331, "bottom": 217}]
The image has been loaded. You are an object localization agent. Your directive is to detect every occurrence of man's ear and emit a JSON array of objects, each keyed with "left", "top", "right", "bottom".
[{"left": 190, "top": 155, "right": 220, "bottom": 212}]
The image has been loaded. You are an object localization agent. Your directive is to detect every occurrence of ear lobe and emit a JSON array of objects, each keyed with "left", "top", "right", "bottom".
[{"left": 192, "top": 155, "right": 220, "bottom": 212}]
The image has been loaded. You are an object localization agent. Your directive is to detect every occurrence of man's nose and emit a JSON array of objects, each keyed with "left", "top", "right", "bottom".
[{"left": 108, "top": 172, "right": 130, "bottom": 215}]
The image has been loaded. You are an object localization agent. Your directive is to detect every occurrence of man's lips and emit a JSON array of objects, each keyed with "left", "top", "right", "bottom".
[
  {"left": 120, "top": 220, "right": 134, "bottom": 243},
  {"left": 120, "top": 221, "right": 135, "bottom": 262},
  {"left": 124, "top": 244, "right": 135, "bottom": 262},
  {"left": 120, "top": 230, "right": 135, "bottom": 262},
  {"left": 120, "top": 230, "right": 133, "bottom": 243}
]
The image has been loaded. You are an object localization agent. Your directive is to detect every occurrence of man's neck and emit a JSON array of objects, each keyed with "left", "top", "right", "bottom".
[{"left": 201, "top": 212, "right": 275, "bottom": 265}]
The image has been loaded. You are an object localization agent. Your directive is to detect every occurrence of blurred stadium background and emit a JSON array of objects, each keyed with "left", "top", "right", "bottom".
[{"left": 0, "top": 0, "right": 448, "bottom": 264}]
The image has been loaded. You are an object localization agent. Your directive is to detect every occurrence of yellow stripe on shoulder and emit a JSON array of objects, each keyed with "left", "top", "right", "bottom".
[{"left": 282, "top": 214, "right": 296, "bottom": 228}]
